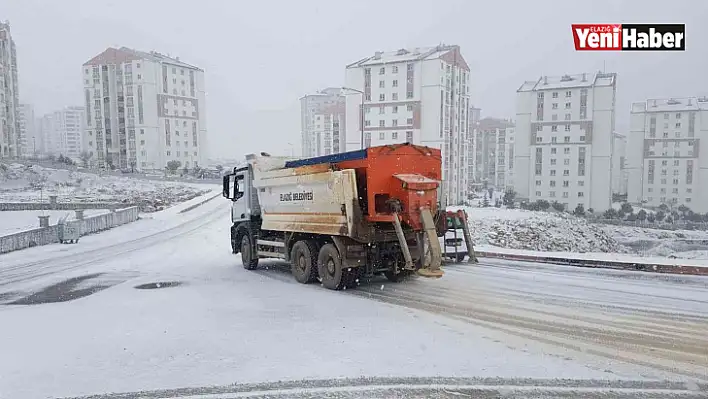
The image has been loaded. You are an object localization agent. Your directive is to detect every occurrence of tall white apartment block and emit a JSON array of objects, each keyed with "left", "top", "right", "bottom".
[
  {"left": 515, "top": 72, "right": 617, "bottom": 211},
  {"left": 0, "top": 21, "right": 20, "bottom": 158},
  {"left": 472, "top": 118, "right": 516, "bottom": 191},
  {"left": 300, "top": 88, "right": 346, "bottom": 157},
  {"left": 612, "top": 132, "right": 628, "bottom": 195},
  {"left": 82, "top": 47, "right": 207, "bottom": 171},
  {"left": 627, "top": 97, "right": 708, "bottom": 213},
  {"left": 18, "top": 103, "right": 39, "bottom": 156},
  {"left": 38, "top": 107, "right": 85, "bottom": 158},
  {"left": 344, "top": 45, "right": 472, "bottom": 206}
]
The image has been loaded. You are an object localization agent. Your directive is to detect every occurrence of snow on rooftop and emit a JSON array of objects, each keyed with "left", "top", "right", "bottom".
[
  {"left": 347, "top": 45, "right": 454, "bottom": 67},
  {"left": 634, "top": 97, "right": 708, "bottom": 112},
  {"left": 518, "top": 72, "right": 616, "bottom": 92}
]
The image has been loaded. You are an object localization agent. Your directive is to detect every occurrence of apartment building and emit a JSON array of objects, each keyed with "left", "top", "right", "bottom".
[
  {"left": 466, "top": 106, "right": 482, "bottom": 194},
  {"left": 472, "top": 117, "right": 516, "bottom": 191},
  {"left": 344, "top": 45, "right": 472, "bottom": 206},
  {"left": 627, "top": 97, "right": 708, "bottom": 213},
  {"left": 300, "top": 88, "right": 346, "bottom": 157},
  {"left": 0, "top": 21, "right": 20, "bottom": 158},
  {"left": 612, "top": 132, "right": 628, "bottom": 195},
  {"left": 82, "top": 47, "right": 207, "bottom": 171},
  {"left": 515, "top": 72, "right": 617, "bottom": 211},
  {"left": 17, "top": 103, "right": 40, "bottom": 156}
]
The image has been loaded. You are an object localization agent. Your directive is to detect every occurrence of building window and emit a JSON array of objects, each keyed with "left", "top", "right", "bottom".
[
  {"left": 536, "top": 137, "right": 542, "bottom": 143},
  {"left": 564, "top": 147, "right": 570, "bottom": 154},
  {"left": 565, "top": 124, "right": 571, "bottom": 132},
  {"left": 550, "top": 181, "right": 556, "bottom": 187},
  {"left": 379, "top": 120, "right": 385, "bottom": 127},
  {"left": 552, "top": 103, "right": 558, "bottom": 109},
  {"left": 406, "top": 131, "right": 413, "bottom": 142},
  {"left": 535, "top": 191, "right": 542, "bottom": 196},
  {"left": 551, "top": 148, "right": 557, "bottom": 154},
  {"left": 406, "top": 118, "right": 413, "bottom": 125},
  {"left": 551, "top": 125, "right": 558, "bottom": 132},
  {"left": 550, "top": 170, "right": 556, "bottom": 176},
  {"left": 578, "top": 192, "right": 584, "bottom": 197},
  {"left": 562, "top": 192, "right": 569, "bottom": 198},
  {"left": 379, "top": 67, "right": 385, "bottom": 75},
  {"left": 551, "top": 137, "right": 557, "bottom": 144},
  {"left": 393, "top": 106, "right": 398, "bottom": 113},
  {"left": 565, "top": 113, "right": 571, "bottom": 120},
  {"left": 392, "top": 66, "right": 398, "bottom": 73},
  {"left": 550, "top": 159, "right": 556, "bottom": 165},
  {"left": 407, "top": 104, "right": 413, "bottom": 112},
  {"left": 379, "top": 106, "right": 385, "bottom": 114},
  {"left": 392, "top": 93, "right": 398, "bottom": 100},
  {"left": 536, "top": 180, "right": 542, "bottom": 186},
  {"left": 365, "top": 94, "right": 371, "bottom": 101},
  {"left": 565, "top": 102, "right": 571, "bottom": 109},
  {"left": 379, "top": 132, "right": 385, "bottom": 139},
  {"left": 406, "top": 91, "right": 413, "bottom": 99},
  {"left": 563, "top": 170, "right": 569, "bottom": 176},
  {"left": 552, "top": 92, "right": 558, "bottom": 98},
  {"left": 579, "top": 135, "right": 585, "bottom": 142},
  {"left": 364, "top": 120, "right": 371, "bottom": 126},
  {"left": 392, "top": 80, "right": 398, "bottom": 87},
  {"left": 392, "top": 132, "right": 398, "bottom": 139},
  {"left": 379, "top": 81, "right": 385, "bottom": 88},
  {"left": 549, "top": 191, "right": 556, "bottom": 197},
  {"left": 565, "top": 91, "right": 572, "bottom": 97},
  {"left": 379, "top": 94, "right": 385, "bottom": 101},
  {"left": 392, "top": 120, "right": 398, "bottom": 127},
  {"left": 564, "top": 159, "right": 570, "bottom": 165}
]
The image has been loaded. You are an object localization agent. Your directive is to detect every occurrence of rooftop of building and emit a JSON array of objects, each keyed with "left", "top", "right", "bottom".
[
  {"left": 631, "top": 96, "right": 708, "bottom": 113},
  {"left": 517, "top": 72, "right": 616, "bottom": 92},
  {"left": 478, "top": 117, "right": 515, "bottom": 130},
  {"left": 299, "top": 87, "right": 344, "bottom": 100},
  {"left": 83, "top": 47, "right": 203, "bottom": 71},
  {"left": 346, "top": 44, "right": 469, "bottom": 71}
]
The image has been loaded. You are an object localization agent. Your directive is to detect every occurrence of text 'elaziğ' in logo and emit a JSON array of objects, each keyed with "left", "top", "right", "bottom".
[{"left": 571, "top": 24, "right": 685, "bottom": 51}]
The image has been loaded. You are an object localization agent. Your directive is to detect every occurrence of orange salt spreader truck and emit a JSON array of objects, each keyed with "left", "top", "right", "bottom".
[{"left": 222, "top": 143, "right": 445, "bottom": 290}]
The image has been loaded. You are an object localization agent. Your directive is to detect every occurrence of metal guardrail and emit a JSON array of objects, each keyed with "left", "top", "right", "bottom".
[{"left": 475, "top": 250, "right": 708, "bottom": 276}]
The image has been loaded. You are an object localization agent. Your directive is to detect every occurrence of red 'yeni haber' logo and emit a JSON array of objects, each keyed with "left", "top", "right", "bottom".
[{"left": 572, "top": 24, "right": 686, "bottom": 51}]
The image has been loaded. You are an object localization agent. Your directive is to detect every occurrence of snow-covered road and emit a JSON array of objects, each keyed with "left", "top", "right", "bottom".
[{"left": 0, "top": 200, "right": 706, "bottom": 398}]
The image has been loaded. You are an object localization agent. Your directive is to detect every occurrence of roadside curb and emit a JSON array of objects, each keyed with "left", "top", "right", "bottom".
[
  {"left": 476, "top": 250, "right": 708, "bottom": 277},
  {"left": 178, "top": 192, "right": 221, "bottom": 214}
]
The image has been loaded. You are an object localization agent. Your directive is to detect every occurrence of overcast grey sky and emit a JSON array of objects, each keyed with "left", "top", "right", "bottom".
[{"left": 4, "top": 0, "right": 707, "bottom": 158}]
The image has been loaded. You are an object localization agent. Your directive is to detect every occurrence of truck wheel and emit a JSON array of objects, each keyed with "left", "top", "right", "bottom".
[
  {"left": 455, "top": 254, "right": 466, "bottom": 263},
  {"left": 291, "top": 240, "right": 318, "bottom": 284},
  {"left": 318, "top": 244, "right": 344, "bottom": 290},
  {"left": 241, "top": 234, "right": 259, "bottom": 270}
]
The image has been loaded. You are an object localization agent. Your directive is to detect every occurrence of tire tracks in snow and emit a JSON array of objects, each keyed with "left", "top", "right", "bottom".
[{"left": 0, "top": 206, "right": 229, "bottom": 289}]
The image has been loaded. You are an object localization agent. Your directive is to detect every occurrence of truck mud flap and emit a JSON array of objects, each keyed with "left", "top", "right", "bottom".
[{"left": 417, "top": 208, "right": 444, "bottom": 278}]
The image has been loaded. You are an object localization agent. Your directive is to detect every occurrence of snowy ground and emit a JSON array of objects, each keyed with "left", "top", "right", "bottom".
[
  {"left": 0, "top": 163, "right": 216, "bottom": 212},
  {"left": 0, "top": 209, "right": 112, "bottom": 236},
  {"left": 452, "top": 206, "right": 708, "bottom": 261},
  {"left": 1, "top": 200, "right": 706, "bottom": 398}
]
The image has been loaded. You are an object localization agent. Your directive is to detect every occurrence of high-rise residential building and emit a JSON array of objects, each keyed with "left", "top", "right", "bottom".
[
  {"left": 300, "top": 88, "right": 346, "bottom": 157},
  {"left": 38, "top": 107, "right": 85, "bottom": 158},
  {"left": 82, "top": 47, "right": 207, "bottom": 171},
  {"left": 344, "top": 45, "right": 471, "bottom": 206},
  {"left": 472, "top": 117, "right": 516, "bottom": 191},
  {"left": 0, "top": 21, "right": 20, "bottom": 158},
  {"left": 627, "top": 97, "right": 708, "bottom": 212},
  {"left": 515, "top": 72, "right": 617, "bottom": 212},
  {"left": 17, "top": 104, "right": 39, "bottom": 156},
  {"left": 612, "top": 132, "right": 628, "bottom": 195},
  {"left": 466, "top": 106, "right": 482, "bottom": 194}
]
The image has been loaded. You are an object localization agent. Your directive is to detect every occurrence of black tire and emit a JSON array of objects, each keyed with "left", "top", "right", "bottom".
[
  {"left": 231, "top": 225, "right": 240, "bottom": 254},
  {"left": 291, "top": 240, "right": 318, "bottom": 284},
  {"left": 240, "top": 233, "right": 259, "bottom": 270},
  {"left": 318, "top": 243, "right": 344, "bottom": 290},
  {"left": 455, "top": 253, "right": 466, "bottom": 263}
]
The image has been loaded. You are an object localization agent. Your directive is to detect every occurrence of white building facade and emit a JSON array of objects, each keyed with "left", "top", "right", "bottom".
[
  {"left": 38, "top": 107, "right": 86, "bottom": 158},
  {"left": 612, "top": 132, "right": 628, "bottom": 195},
  {"left": 82, "top": 47, "right": 207, "bottom": 171},
  {"left": 0, "top": 21, "right": 20, "bottom": 158},
  {"left": 471, "top": 117, "right": 515, "bottom": 191},
  {"left": 300, "top": 88, "right": 346, "bottom": 157},
  {"left": 344, "top": 45, "right": 472, "bottom": 206},
  {"left": 627, "top": 97, "right": 708, "bottom": 213},
  {"left": 18, "top": 103, "right": 40, "bottom": 156},
  {"left": 515, "top": 72, "right": 617, "bottom": 212}
]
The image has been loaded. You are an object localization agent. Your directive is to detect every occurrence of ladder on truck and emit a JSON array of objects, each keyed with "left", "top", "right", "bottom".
[{"left": 441, "top": 210, "right": 477, "bottom": 263}]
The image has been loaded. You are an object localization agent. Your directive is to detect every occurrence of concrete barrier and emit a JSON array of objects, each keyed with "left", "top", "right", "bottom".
[
  {"left": 0, "top": 202, "right": 128, "bottom": 211},
  {"left": 475, "top": 250, "right": 708, "bottom": 277},
  {"left": 0, "top": 206, "right": 140, "bottom": 254}
]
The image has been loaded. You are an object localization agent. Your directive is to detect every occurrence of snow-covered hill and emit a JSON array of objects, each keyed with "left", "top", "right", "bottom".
[{"left": 0, "top": 163, "right": 214, "bottom": 212}]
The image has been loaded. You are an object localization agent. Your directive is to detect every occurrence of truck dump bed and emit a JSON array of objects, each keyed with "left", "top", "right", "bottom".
[{"left": 250, "top": 143, "right": 441, "bottom": 240}]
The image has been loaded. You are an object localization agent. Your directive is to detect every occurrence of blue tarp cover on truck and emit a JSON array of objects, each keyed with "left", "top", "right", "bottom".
[{"left": 284, "top": 149, "right": 368, "bottom": 168}]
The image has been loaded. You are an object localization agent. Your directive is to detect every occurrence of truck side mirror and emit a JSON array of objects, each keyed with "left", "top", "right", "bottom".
[{"left": 223, "top": 174, "right": 236, "bottom": 199}]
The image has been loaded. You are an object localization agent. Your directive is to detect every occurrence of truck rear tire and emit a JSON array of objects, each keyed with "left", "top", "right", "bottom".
[
  {"left": 318, "top": 243, "right": 345, "bottom": 290},
  {"left": 291, "top": 240, "right": 318, "bottom": 284},
  {"left": 241, "top": 234, "right": 259, "bottom": 270}
]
